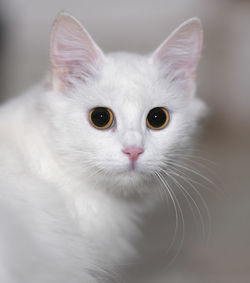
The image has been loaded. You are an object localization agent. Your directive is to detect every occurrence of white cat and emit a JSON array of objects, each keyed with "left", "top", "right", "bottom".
[{"left": 0, "top": 13, "right": 206, "bottom": 283}]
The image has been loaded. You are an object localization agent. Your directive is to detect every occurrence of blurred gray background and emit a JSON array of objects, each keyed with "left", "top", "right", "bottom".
[{"left": 0, "top": 0, "right": 250, "bottom": 282}]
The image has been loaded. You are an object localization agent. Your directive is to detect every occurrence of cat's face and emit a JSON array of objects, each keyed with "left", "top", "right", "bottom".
[{"left": 47, "top": 13, "right": 205, "bottom": 192}]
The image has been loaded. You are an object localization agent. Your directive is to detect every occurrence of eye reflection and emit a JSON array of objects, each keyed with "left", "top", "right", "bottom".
[
  {"left": 89, "top": 107, "right": 114, "bottom": 130},
  {"left": 146, "top": 107, "right": 169, "bottom": 130}
]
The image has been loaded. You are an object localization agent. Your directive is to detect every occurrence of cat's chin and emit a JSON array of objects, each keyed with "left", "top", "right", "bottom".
[{"left": 91, "top": 167, "right": 155, "bottom": 194}]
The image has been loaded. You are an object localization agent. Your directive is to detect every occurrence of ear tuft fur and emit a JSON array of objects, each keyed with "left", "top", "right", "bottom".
[
  {"left": 152, "top": 18, "right": 203, "bottom": 94},
  {"left": 50, "top": 12, "right": 104, "bottom": 92}
]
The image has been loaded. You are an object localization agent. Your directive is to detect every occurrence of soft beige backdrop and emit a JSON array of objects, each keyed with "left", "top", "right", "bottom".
[{"left": 1, "top": 0, "right": 250, "bottom": 282}]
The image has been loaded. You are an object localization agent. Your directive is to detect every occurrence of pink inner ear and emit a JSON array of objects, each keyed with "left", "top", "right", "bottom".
[
  {"left": 152, "top": 18, "right": 203, "bottom": 88},
  {"left": 50, "top": 13, "right": 103, "bottom": 85}
]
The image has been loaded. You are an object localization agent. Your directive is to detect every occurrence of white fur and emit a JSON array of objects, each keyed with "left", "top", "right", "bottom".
[{"left": 0, "top": 13, "right": 206, "bottom": 282}]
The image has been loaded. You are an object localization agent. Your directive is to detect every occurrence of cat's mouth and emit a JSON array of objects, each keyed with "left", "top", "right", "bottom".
[{"left": 117, "top": 162, "right": 148, "bottom": 179}]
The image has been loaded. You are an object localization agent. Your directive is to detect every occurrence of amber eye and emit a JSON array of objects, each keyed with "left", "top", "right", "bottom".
[
  {"left": 146, "top": 107, "right": 169, "bottom": 130},
  {"left": 89, "top": 107, "right": 114, "bottom": 130}
]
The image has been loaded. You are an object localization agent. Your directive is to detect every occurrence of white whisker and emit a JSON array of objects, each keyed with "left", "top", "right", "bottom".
[
  {"left": 155, "top": 172, "right": 180, "bottom": 253},
  {"left": 163, "top": 170, "right": 207, "bottom": 240},
  {"left": 164, "top": 160, "right": 218, "bottom": 189},
  {"left": 156, "top": 171, "right": 186, "bottom": 266},
  {"left": 169, "top": 169, "right": 212, "bottom": 243}
]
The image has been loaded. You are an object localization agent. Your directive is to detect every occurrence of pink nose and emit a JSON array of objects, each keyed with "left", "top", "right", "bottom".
[{"left": 122, "top": 146, "right": 144, "bottom": 161}]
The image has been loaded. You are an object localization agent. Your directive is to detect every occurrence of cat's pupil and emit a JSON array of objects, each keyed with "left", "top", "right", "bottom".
[
  {"left": 91, "top": 107, "right": 111, "bottom": 127},
  {"left": 147, "top": 107, "right": 167, "bottom": 128}
]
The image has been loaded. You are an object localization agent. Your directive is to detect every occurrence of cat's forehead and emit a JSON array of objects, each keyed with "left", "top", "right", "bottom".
[
  {"left": 104, "top": 53, "right": 152, "bottom": 86},
  {"left": 98, "top": 53, "right": 163, "bottom": 104}
]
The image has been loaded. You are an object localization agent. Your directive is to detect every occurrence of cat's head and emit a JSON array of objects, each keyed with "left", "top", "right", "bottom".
[{"left": 46, "top": 13, "right": 206, "bottom": 193}]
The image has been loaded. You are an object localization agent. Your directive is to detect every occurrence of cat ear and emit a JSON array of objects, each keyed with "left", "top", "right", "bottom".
[
  {"left": 50, "top": 12, "right": 104, "bottom": 91},
  {"left": 152, "top": 18, "right": 203, "bottom": 93}
]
